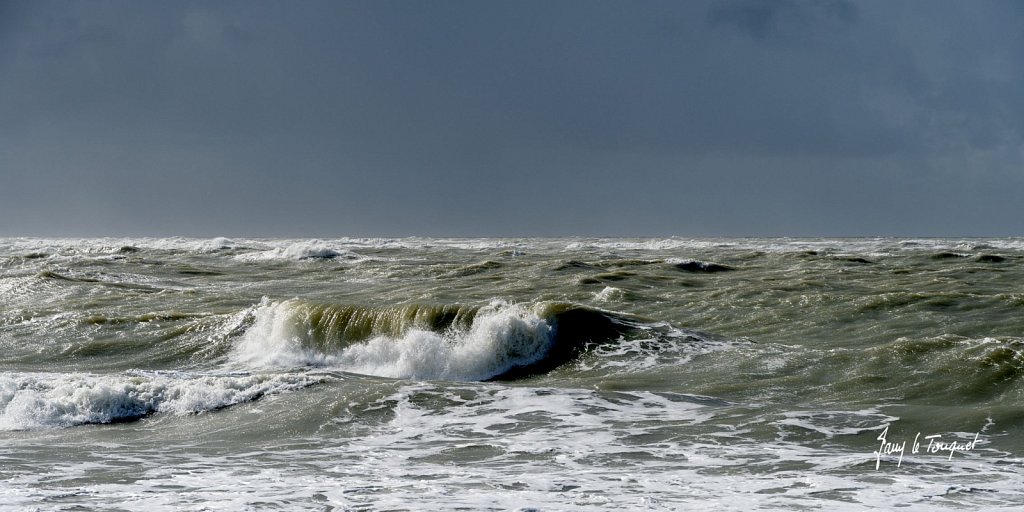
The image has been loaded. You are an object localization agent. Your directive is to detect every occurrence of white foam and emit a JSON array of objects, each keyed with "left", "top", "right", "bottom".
[
  {"left": 776, "top": 409, "right": 901, "bottom": 440},
  {"left": 560, "top": 323, "right": 744, "bottom": 377},
  {"left": 594, "top": 286, "right": 623, "bottom": 301},
  {"left": 234, "top": 299, "right": 553, "bottom": 381},
  {"left": 1, "top": 379, "right": 1021, "bottom": 510},
  {"left": 232, "top": 298, "right": 332, "bottom": 367},
  {"left": 197, "top": 237, "right": 234, "bottom": 252},
  {"left": 0, "top": 370, "right": 318, "bottom": 430}
]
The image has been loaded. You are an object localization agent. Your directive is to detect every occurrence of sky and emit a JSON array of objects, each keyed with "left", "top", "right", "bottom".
[{"left": 1, "top": 0, "right": 1022, "bottom": 237}]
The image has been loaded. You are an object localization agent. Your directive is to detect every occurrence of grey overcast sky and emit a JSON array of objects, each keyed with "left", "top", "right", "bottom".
[{"left": 1, "top": 0, "right": 1022, "bottom": 237}]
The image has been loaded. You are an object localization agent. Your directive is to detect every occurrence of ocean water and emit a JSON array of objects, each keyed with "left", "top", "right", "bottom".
[{"left": 1, "top": 237, "right": 1023, "bottom": 510}]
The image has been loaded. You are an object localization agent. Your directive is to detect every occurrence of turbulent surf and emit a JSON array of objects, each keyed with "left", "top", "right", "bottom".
[{"left": 2, "top": 237, "right": 1023, "bottom": 510}]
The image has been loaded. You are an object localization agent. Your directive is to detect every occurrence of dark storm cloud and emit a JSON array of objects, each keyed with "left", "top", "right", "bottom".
[{"left": 1, "top": 0, "right": 1022, "bottom": 236}]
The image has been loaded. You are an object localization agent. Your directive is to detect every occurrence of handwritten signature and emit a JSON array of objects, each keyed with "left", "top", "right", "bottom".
[{"left": 874, "top": 424, "right": 981, "bottom": 469}]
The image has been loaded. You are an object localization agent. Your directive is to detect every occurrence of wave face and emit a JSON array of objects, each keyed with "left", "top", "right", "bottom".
[{"left": 233, "top": 299, "right": 635, "bottom": 381}]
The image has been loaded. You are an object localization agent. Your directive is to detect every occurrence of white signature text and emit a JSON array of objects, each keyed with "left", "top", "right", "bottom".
[{"left": 874, "top": 425, "right": 980, "bottom": 469}]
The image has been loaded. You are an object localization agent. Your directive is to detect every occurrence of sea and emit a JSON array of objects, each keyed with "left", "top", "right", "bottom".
[{"left": 1, "top": 237, "right": 1023, "bottom": 511}]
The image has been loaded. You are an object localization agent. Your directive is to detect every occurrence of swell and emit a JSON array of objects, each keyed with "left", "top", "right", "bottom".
[
  {"left": 868, "top": 336, "right": 1024, "bottom": 402},
  {"left": 0, "top": 309, "right": 248, "bottom": 372},
  {"left": 34, "top": 270, "right": 163, "bottom": 293},
  {"left": 686, "top": 335, "right": 1024, "bottom": 407}
]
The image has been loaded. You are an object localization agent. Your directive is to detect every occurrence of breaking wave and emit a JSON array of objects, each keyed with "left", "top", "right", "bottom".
[{"left": 233, "top": 299, "right": 639, "bottom": 381}]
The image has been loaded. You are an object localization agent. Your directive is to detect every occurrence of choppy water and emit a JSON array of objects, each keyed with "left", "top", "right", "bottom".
[{"left": 2, "top": 237, "right": 1023, "bottom": 510}]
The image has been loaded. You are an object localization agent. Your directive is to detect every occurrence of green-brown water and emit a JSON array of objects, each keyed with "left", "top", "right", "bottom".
[{"left": 2, "top": 237, "right": 1023, "bottom": 510}]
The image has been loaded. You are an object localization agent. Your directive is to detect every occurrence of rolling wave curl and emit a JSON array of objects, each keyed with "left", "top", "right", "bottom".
[{"left": 233, "top": 299, "right": 637, "bottom": 381}]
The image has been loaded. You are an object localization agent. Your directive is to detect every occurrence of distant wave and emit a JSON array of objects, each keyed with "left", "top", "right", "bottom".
[
  {"left": 232, "top": 240, "right": 360, "bottom": 262},
  {"left": 6, "top": 237, "right": 1024, "bottom": 264}
]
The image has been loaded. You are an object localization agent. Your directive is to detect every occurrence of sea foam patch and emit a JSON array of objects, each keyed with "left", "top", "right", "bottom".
[{"left": 0, "top": 371, "right": 319, "bottom": 430}]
